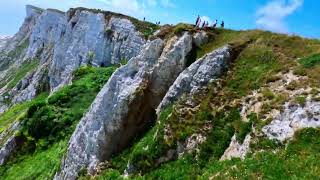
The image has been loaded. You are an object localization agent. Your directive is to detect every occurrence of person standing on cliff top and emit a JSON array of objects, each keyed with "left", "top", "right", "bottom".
[
  {"left": 195, "top": 15, "right": 200, "bottom": 26},
  {"left": 212, "top": 19, "right": 218, "bottom": 28},
  {"left": 196, "top": 18, "right": 202, "bottom": 28},
  {"left": 201, "top": 21, "right": 206, "bottom": 29},
  {"left": 221, "top": 21, "right": 225, "bottom": 28}
]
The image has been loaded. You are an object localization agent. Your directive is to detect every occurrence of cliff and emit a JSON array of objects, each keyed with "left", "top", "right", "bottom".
[{"left": 0, "top": 5, "right": 320, "bottom": 180}]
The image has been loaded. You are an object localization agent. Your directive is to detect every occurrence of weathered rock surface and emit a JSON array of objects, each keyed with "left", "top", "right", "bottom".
[
  {"left": 22, "top": 7, "right": 146, "bottom": 91},
  {"left": 0, "top": 121, "right": 21, "bottom": 165},
  {"left": 0, "top": 5, "right": 148, "bottom": 168},
  {"left": 193, "top": 31, "right": 208, "bottom": 47},
  {"left": 157, "top": 45, "right": 231, "bottom": 114},
  {"left": 49, "top": 12, "right": 146, "bottom": 91},
  {"left": 3, "top": 5, "right": 42, "bottom": 53},
  {"left": 0, "top": 5, "right": 147, "bottom": 109},
  {"left": 220, "top": 134, "right": 251, "bottom": 161},
  {"left": 263, "top": 101, "right": 320, "bottom": 142},
  {"left": 55, "top": 33, "right": 193, "bottom": 179},
  {"left": 0, "top": 36, "right": 11, "bottom": 51},
  {"left": 12, "top": 61, "right": 50, "bottom": 104}
]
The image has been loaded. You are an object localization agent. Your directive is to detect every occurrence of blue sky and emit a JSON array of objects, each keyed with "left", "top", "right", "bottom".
[{"left": 0, "top": 0, "right": 319, "bottom": 38}]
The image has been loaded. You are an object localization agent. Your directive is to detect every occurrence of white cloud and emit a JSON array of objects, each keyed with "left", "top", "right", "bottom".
[
  {"left": 256, "top": 0, "right": 303, "bottom": 33},
  {"left": 200, "top": 16, "right": 212, "bottom": 24}
]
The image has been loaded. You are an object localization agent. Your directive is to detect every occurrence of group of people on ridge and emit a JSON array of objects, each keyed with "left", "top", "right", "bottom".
[{"left": 195, "top": 15, "right": 224, "bottom": 29}]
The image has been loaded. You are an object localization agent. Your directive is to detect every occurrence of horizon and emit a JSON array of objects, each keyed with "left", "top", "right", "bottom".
[{"left": 0, "top": 0, "right": 319, "bottom": 39}]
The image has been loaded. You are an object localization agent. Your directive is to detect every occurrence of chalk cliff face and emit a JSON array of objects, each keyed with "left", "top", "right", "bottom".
[
  {"left": 0, "top": 5, "right": 146, "bottom": 106},
  {"left": 1, "top": 4, "right": 320, "bottom": 180},
  {"left": 55, "top": 32, "right": 194, "bottom": 179},
  {"left": 0, "top": 5, "right": 146, "bottom": 167}
]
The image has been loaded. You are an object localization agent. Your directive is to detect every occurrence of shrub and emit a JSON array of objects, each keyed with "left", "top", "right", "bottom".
[{"left": 20, "top": 66, "right": 116, "bottom": 148}]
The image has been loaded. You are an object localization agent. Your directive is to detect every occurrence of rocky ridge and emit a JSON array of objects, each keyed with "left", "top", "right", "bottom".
[{"left": 0, "top": 5, "right": 320, "bottom": 180}]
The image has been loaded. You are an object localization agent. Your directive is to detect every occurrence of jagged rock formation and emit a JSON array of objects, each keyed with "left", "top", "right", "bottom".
[
  {"left": 0, "top": 5, "right": 146, "bottom": 108},
  {"left": 220, "top": 134, "right": 251, "bottom": 161},
  {"left": 157, "top": 45, "right": 231, "bottom": 114},
  {"left": 55, "top": 33, "right": 193, "bottom": 179},
  {"left": 0, "top": 5, "right": 147, "bottom": 167},
  {"left": 1, "top": 4, "right": 320, "bottom": 180},
  {"left": 0, "top": 36, "right": 11, "bottom": 51}
]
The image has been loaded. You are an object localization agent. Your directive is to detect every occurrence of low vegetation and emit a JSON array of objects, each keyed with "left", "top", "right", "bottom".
[
  {"left": 2, "top": 26, "right": 320, "bottom": 179},
  {"left": 299, "top": 53, "right": 320, "bottom": 68},
  {"left": 91, "top": 28, "right": 320, "bottom": 179},
  {"left": 0, "top": 66, "right": 117, "bottom": 179},
  {"left": 86, "top": 128, "right": 320, "bottom": 179},
  {"left": 7, "top": 59, "right": 39, "bottom": 89}
]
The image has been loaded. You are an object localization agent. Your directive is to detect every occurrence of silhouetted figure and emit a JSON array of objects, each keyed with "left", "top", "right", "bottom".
[
  {"left": 201, "top": 21, "right": 206, "bottom": 29},
  {"left": 143, "top": 17, "right": 145, "bottom": 21},
  {"left": 212, "top": 19, "right": 218, "bottom": 28},
  {"left": 195, "top": 15, "right": 200, "bottom": 26},
  {"left": 196, "top": 19, "right": 202, "bottom": 28},
  {"left": 221, "top": 21, "right": 225, "bottom": 28}
]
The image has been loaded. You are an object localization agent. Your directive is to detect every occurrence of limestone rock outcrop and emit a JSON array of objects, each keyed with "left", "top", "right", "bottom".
[
  {"left": 0, "top": 5, "right": 148, "bottom": 167},
  {"left": 0, "top": 121, "right": 21, "bottom": 165},
  {"left": 157, "top": 45, "right": 232, "bottom": 114},
  {"left": 0, "top": 5, "right": 147, "bottom": 108},
  {"left": 263, "top": 101, "right": 320, "bottom": 142},
  {"left": 193, "top": 31, "right": 208, "bottom": 47},
  {"left": 220, "top": 134, "right": 251, "bottom": 161},
  {"left": 55, "top": 33, "right": 193, "bottom": 179},
  {"left": 0, "top": 36, "right": 11, "bottom": 51}
]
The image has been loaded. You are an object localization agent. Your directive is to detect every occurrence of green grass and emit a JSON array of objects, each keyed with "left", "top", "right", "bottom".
[
  {"left": 0, "top": 140, "right": 67, "bottom": 180},
  {"left": 0, "top": 93, "right": 48, "bottom": 134},
  {"left": 295, "top": 96, "right": 307, "bottom": 106},
  {"left": 7, "top": 59, "right": 39, "bottom": 89},
  {"left": 20, "top": 66, "right": 117, "bottom": 146},
  {"left": 0, "top": 66, "right": 117, "bottom": 178},
  {"left": 97, "top": 128, "right": 320, "bottom": 179},
  {"left": 121, "top": 14, "right": 160, "bottom": 39},
  {"left": 299, "top": 53, "right": 320, "bottom": 68},
  {"left": 201, "top": 128, "right": 320, "bottom": 179},
  {"left": 226, "top": 44, "right": 282, "bottom": 97},
  {"left": 173, "top": 23, "right": 196, "bottom": 36},
  {"left": 94, "top": 30, "right": 320, "bottom": 179},
  {"left": 7, "top": 40, "right": 29, "bottom": 59}
]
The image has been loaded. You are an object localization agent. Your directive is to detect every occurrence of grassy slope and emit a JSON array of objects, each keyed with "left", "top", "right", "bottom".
[
  {"left": 0, "top": 66, "right": 117, "bottom": 179},
  {"left": 137, "top": 128, "right": 320, "bottom": 179},
  {"left": 93, "top": 28, "right": 320, "bottom": 179}
]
